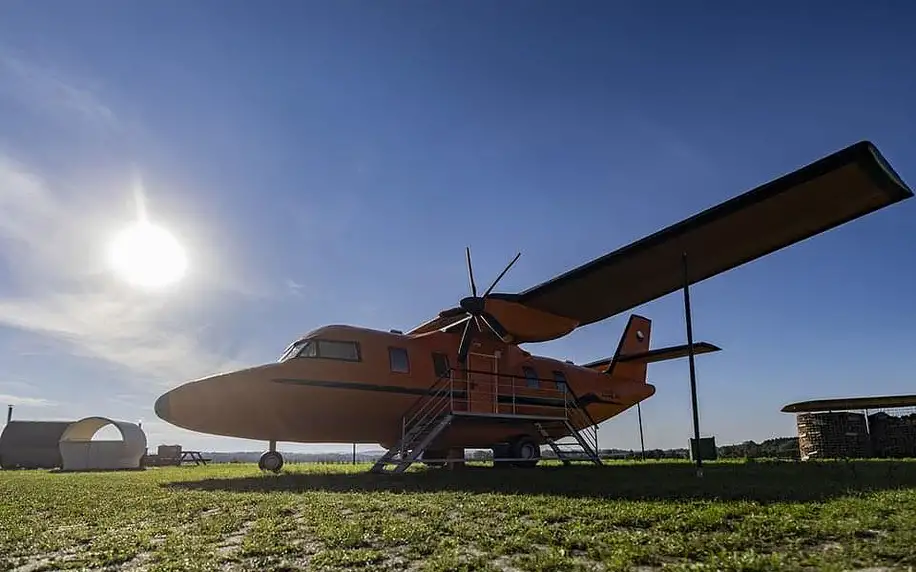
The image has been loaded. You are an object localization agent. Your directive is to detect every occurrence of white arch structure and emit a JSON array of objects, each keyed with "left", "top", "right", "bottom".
[{"left": 59, "top": 417, "right": 147, "bottom": 471}]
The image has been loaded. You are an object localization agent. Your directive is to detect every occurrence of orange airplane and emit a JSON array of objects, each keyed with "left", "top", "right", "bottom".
[{"left": 154, "top": 141, "right": 912, "bottom": 473}]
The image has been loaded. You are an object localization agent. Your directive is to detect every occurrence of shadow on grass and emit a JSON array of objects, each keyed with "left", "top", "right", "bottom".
[{"left": 162, "top": 459, "right": 916, "bottom": 503}]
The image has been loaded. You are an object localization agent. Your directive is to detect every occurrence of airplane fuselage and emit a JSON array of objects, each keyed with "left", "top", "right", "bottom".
[{"left": 154, "top": 322, "right": 656, "bottom": 450}]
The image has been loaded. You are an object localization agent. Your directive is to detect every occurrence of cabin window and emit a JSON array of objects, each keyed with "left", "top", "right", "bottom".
[
  {"left": 389, "top": 347, "right": 410, "bottom": 373},
  {"left": 522, "top": 366, "right": 539, "bottom": 389},
  {"left": 553, "top": 370, "right": 568, "bottom": 393},
  {"left": 432, "top": 353, "right": 450, "bottom": 378},
  {"left": 297, "top": 339, "right": 360, "bottom": 361}
]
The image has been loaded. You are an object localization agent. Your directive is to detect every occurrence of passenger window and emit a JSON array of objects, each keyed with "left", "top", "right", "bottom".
[
  {"left": 553, "top": 371, "right": 568, "bottom": 393},
  {"left": 522, "top": 366, "right": 539, "bottom": 389},
  {"left": 389, "top": 347, "right": 410, "bottom": 373},
  {"left": 432, "top": 353, "right": 450, "bottom": 377},
  {"left": 311, "top": 339, "right": 359, "bottom": 361}
]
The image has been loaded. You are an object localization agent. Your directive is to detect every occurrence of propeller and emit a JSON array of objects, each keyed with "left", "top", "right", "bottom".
[{"left": 439, "top": 247, "right": 521, "bottom": 365}]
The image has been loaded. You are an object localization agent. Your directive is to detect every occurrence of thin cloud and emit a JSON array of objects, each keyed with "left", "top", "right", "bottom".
[
  {"left": 0, "top": 393, "right": 56, "bottom": 407},
  {"left": 0, "top": 51, "right": 117, "bottom": 129},
  {"left": 285, "top": 279, "right": 304, "bottom": 296},
  {"left": 0, "top": 51, "right": 309, "bottom": 412},
  {"left": 0, "top": 155, "right": 254, "bottom": 386},
  {"left": 0, "top": 53, "right": 262, "bottom": 388}
]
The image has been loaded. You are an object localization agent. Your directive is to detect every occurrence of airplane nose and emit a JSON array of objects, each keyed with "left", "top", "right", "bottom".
[
  {"left": 154, "top": 391, "right": 172, "bottom": 421},
  {"left": 153, "top": 376, "right": 217, "bottom": 431},
  {"left": 153, "top": 364, "right": 281, "bottom": 437}
]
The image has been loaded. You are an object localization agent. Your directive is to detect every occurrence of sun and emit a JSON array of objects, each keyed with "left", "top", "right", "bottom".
[{"left": 108, "top": 221, "right": 188, "bottom": 289}]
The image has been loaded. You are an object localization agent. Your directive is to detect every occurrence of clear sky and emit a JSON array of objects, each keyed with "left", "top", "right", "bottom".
[{"left": 1, "top": 1, "right": 915, "bottom": 454}]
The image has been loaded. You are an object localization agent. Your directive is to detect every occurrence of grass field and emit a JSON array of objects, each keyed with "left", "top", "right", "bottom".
[{"left": 2, "top": 459, "right": 916, "bottom": 571}]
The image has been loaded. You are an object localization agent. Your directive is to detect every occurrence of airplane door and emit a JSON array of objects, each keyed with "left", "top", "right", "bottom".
[{"left": 467, "top": 351, "right": 499, "bottom": 414}]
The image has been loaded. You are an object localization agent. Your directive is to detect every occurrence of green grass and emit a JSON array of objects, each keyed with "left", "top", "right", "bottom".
[{"left": 2, "top": 459, "right": 916, "bottom": 571}]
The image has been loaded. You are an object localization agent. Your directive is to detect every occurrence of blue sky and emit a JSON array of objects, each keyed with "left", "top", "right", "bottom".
[{"left": 1, "top": 1, "right": 915, "bottom": 453}]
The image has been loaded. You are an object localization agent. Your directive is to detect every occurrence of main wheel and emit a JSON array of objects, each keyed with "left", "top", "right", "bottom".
[
  {"left": 421, "top": 449, "right": 447, "bottom": 468},
  {"left": 492, "top": 443, "right": 512, "bottom": 468},
  {"left": 258, "top": 451, "right": 284, "bottom": 473},
  {"left": 510, "top": 436, "right": 541, "bottom": 468}
]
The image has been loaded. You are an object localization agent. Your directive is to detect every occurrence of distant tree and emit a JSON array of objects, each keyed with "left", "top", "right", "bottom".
[{"left": 718, "top": 437, "right": 799, "bottom": 459}]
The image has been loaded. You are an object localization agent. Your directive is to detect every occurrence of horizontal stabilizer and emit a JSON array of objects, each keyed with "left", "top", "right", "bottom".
[{"left": 582, "top": 342, "right": 721, "bottom": 371}]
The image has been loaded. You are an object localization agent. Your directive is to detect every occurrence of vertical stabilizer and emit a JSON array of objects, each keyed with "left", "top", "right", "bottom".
[{"left": 606, "top": 315, "right": 651, "bottom": 382}]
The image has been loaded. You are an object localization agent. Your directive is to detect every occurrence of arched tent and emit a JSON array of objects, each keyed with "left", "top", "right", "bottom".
[
  {"left": 59, "top": 417, "right": 147, "bottom": 471},
  {"left": 0, "top": 421, "right": 74, "bottom": 469}
]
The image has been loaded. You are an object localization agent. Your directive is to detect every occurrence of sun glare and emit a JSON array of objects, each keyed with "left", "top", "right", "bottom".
[{"left": 109, "top": 221, "right": 188, "bottom": 289}]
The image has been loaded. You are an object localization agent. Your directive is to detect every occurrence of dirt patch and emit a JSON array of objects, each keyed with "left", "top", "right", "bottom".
[
  {"left": 8, "top": 547, "right": 82, "bottom": 572},
  {"left": 216, "top": 520, "right": 256, "bottom": 558}
]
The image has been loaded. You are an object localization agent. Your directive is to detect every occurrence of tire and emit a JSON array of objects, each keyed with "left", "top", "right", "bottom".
[
  {"left": 492, "top": 443, "right": 512, "bottom": 468},
  {"left": 510, "top": 436, "right": 541, "bottom": 468},
  {"left": 421, "top": 449, "right": 447, "bottom": 468},
  {"left": 258, "top": 451, "right": 284, "bottom": 473}
]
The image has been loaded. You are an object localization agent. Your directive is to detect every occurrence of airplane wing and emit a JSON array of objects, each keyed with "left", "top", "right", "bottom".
[
  {"left": 409, "top": 140, "right": 912, "bottom": 336},
  {"left": 500, "top": 140, "right": 913, "bottom": 327}
]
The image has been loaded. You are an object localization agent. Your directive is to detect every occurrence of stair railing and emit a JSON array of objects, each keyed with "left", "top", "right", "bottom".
[{"left": 397, "top": 369, "right": 459, "bottom": 455}]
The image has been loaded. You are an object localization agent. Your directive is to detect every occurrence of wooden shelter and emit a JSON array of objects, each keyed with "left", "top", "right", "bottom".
[{"left": 782, "top": 395, "right": 916, "bottom": 460}]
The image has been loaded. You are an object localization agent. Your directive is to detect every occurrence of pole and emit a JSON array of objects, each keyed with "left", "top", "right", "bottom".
[
  {"left": 6, "top": 405, "right": 12, "bottom": 424},
  {"left": 637, "top": 402, "right": 646, "bottom": 460},
  {"left": 352, "top": 443, "right": 356, "bottom": 465},
  {"left": 683, "top": 252, "right": 703, "bottom": 477}
]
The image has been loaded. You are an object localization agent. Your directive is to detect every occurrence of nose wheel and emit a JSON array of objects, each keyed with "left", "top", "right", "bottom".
[
  {"left": 259, "top": 440, "right": 283, "bottom": 473},
  {"left": 258, "top": 451, "right": 284, "bottom": 473}
]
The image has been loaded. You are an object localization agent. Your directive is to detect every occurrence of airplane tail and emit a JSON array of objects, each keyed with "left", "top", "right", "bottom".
[
  {"left": 581, "top": 314, "right": 721, "bottom": 381},
  {"left": 606, "top": 315, "right": 653, "bottom": 383}
]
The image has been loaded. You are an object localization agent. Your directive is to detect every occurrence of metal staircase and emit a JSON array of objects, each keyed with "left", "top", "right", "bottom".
[
  {"left": 370, "top": 373, "right": 456, "bottom": 474},
  {"left": 533, "top": 394, "right": 602, "bottom": 466},
  {"left": 371, "top": 368, "right": 604, "bottom": 474}
]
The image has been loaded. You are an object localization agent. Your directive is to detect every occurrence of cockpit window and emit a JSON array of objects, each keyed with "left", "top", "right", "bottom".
[
  {"left": 315, "top": 340, "right": 360, "bottom": 361},
  {"left": 298, "top": 340, "right": 318, "bottom": 358},
  {"left": 280, "top": 338, "right": 360, "bottom": 362},
  {"left": 279, "top": 341, "right": 304, "bottom": 362}
]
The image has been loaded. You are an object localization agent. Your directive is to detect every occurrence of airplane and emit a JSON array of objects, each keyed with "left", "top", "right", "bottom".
[{"left": 154, "top": 140, "right": 913, "bottom": 473}]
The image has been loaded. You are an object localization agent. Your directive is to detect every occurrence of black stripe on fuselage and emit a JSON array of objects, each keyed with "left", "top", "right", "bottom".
[{"left": 270, "top": 378, "right": 618, "bottom": 408}]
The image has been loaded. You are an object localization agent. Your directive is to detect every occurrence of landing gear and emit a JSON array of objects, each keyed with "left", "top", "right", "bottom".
[
  {"left": 259, "top": 440, "right": 283, "bottom": 473},
  {"left": 493, "top": 436, "right": 541, "bottom": 468},
  {"left": 510, "top": 436, "right": 541, "bottom": 468},
  {"left": 421, "top": 449, "right": 447, "bottom": 468},
  {"left": 492, "top": 443, "right": 512, "bottom": 468},
  {"left": 259, "top": 451, "right": 283, "bottom": 472}
]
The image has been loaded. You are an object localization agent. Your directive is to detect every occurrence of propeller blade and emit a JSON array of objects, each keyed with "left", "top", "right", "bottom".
[
  {"left": 483, "top": 252, "right": 521, "bottom": 297},
  {"left": 457, "top": 318, "right": 473, "bottom": 364},
  {"left": 466, "top": 246, "right": 478, "bottom": 298},
  {"left": 480, "top": 311, "right": 513, "bottom": 343}
]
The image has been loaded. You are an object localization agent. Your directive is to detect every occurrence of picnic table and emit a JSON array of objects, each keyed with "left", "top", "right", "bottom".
[{"left": 179, "top": 451, "right": 210, "bottom": 465}]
